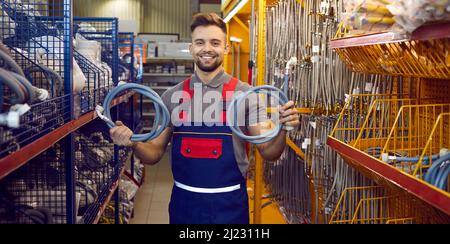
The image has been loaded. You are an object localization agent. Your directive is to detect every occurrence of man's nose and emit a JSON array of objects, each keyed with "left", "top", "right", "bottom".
[{"left": 202, "top": 42, "right": 213, "bottom": 51}]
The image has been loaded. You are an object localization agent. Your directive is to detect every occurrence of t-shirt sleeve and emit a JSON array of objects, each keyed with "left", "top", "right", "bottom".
[{"left": 234, "top": 82, "right": 268, "bottom": 128}]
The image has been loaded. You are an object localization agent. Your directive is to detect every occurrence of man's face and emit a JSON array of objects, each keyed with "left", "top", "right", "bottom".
[{"left": 190, "top": 25, "right": 229, "bottom": 72}]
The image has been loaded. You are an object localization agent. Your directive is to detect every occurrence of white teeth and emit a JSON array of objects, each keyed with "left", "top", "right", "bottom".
[{"left": 200, "top": 56, "right": 214, "bottom": 61}]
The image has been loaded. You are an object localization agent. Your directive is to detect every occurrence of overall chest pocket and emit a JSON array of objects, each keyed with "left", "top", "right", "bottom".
[{"left": 181, "top": 137, "right": 223, "bottom": 159}]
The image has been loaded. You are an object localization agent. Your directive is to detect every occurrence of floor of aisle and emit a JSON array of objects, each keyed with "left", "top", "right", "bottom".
[
  {"left": 247, "top": 180, "right": 286, "bottom": 224},
  {"left": 130, "top": 152, "right": 173, "bottom": 224},
  {"left": 130, "top": 150, "right": 286, "bottom": 224}
]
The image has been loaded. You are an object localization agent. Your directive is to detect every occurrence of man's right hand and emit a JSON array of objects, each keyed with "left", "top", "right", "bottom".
[{"left": 109, "top": 121, "right": 134, "bottom": 147}]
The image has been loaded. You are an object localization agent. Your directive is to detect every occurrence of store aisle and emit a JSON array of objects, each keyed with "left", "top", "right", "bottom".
[{"left": 130, "top": 152, "right": 173, "bottom": 224}]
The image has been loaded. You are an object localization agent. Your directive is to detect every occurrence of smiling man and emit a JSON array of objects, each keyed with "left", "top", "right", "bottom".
[{"left": 109, "top": 13, "right": 300, "bottom": 224}]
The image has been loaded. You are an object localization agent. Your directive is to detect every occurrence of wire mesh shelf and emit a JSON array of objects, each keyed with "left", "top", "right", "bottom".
[
  {"left": 1, "top": 0, "right": 72, "bottom": 89},
  {"left": 74, "top": 51, "right": 112, "bottom": 116},
  {"left": 331, "top": 23, "right": 450, "bottom": 79},
  {"left": 328, "top": 93, "right": 450, "bottom": 216},
  {"left": 73, "top": 17, "right": 119, "bottom": 85},
  {"left": 331, "top": 94, "right": 405, "bottom": 145},
  {"left": 73, "top": 130, "right": 131, "bottom": 224},
  {"left": 329, "top": 185, "right": 450, "bottom": 224},
  {"left": 0, "top": 3, "right": 141, "bottom": 224},
  {"left": 1, "top": 0, "right": 72, "bottom": 159},
  {"left": 331, "top": 94, "right": 450, "bottom": 153},
  {"left": 380, "top": 104, "right": 450, "bottom": 178},
  {"left": 0, "top": 143, "right": 68, "bottom": 224},
  {"left": 415, "top": 113, "right": 450, "bottom": 191},
  {"left": 0, "top": 127, "right": 132, "bottom": 224},
  {"left": 0, "top": 94, "right": 70, "bottom": 159},
  {"left": 329, "top": 186, "right": 411, "bottom": 224}
]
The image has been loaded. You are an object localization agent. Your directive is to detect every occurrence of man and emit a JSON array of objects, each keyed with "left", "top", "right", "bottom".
[{"left": 110, "top": 13, "right": 300, "bottom": 224}]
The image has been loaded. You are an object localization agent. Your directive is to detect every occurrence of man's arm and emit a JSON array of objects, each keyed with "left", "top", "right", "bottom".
[
  {"left": 247, "top": 101, "right": 299, "bottom": 161},
  {"left": 110, "top": 121, "right": 173, "bottom": 165},
  {"left": 131, "top": 127, "right": 172, "bottom": 165}
]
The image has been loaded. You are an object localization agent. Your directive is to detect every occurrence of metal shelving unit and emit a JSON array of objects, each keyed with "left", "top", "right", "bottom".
[
  {"left": 248, "top": 0, "right": 450, "bottom": 224},
  {"left": 0, "top": 5, "right": 143, "bottom": 224},
  {"left": 331, "top": 23, "right": 450, "bottom": 79},
  {"left": 327, "top": 137, "right": 450, "bottom": 215},
  {"left": 0, "top": 91, "right": 134, "bottom": 179},
  {"left": 328, "top": 23, "right": 450, "bottom": 220}
]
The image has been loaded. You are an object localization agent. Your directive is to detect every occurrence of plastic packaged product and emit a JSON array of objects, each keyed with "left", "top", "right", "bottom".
[
  {"left": 75, "top": 33, "right": 102, "bottom": 65},
  {"left": 387, "top": 0, "right": 450, "bottom": 33},
  {"left": 343, "top": 0, "right": 396, "bottom": 35},
  {"left": 0, "top": 6, "right": 16, "bottom": 39},
  {"left": 27, "top": 36, "right": 87, "bottom": 93}
]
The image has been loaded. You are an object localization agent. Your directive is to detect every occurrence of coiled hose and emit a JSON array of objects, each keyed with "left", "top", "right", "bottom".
[
  {"left": 0, "top": 67, "right": 27, "bottom": 104},
  {"left": 380, "top": 149, "right": 449, "bottom": 190},
  {"left": 424, "top": 152, "right": 450, "bottom": 190},
  {"left": 0, "top": 48, "right": 51, "bottom": 104},
  {"left": 380, "top": 150, "right": 440, "bottom": 164},
  {"left": 97, "top": 83, "right": 169, "bottom": 142},
  {"left": 227, "top": 57, "right": 297, "bottom": 144},
  {"left": 227, "top": 85, "right": 289, "bottom": 144},
  {"left": 18, "top": 205, "right": 53, "bottom": 224},
  {"left": 0, "top": 45, "right": 25, "bottom": 77},
  {"left": 0, "top": 191, "right": 53, "bottom": 224},
  {"left": 24, "top": 63, "right": 64, "bottom": 97}
]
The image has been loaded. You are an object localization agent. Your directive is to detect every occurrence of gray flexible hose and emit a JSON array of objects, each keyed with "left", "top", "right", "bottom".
[
  {"left": 0, "top": 48, "right": 25, "bottom": 77},
  {"left": 9, "top": 71, "right": 37, "bottom": 102},
  {"left": 0, "top": 47, "right": 52, "bottom": 104},
  {"left": 0, "top": 67, "right": 27, "bottom": 104},
  {"left": 0, "top": 41, "right": 12, "bottom": 58},
  {"left": 0, "top": 43, "right": 56, "bottom": 100},
  {"left": 24, "top": 64, "right": 63, "bottom": 96}
]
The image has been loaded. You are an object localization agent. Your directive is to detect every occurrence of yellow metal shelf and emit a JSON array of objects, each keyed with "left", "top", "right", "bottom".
[
  {"left": 330, "top": 23, "right": 450, "bottom": 79},
  {"left": 327, "top": 136, "right": 450, "bottom": 219},
  {"left": 329, "top": 186, "right": 431, "bottom": 224},
  {"left": 328, "top": 94, "right": 450, "bottom": 217}
]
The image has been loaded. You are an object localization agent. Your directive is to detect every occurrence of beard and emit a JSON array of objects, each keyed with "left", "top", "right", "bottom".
[{"left": 195, "top": 54, "right": 223, "bottom": 72}]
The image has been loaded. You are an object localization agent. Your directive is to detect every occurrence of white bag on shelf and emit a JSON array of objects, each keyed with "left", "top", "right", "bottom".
[
  {"left": 27, "top": 36, "right": 86, "bottom": 94},
  {"left": 387, "top": 0, "right": 450, "bottom": 33},
  {"left": 0, "top": 6, "right": 16, "bottom": 40},
  {"left": 75, "top": 33, "right": 102, "bottom": 64}
]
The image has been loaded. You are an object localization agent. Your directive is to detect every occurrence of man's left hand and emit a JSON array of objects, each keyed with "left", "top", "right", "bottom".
[{"left": 279, "top": 101, "right": 300, "bottom": 130}]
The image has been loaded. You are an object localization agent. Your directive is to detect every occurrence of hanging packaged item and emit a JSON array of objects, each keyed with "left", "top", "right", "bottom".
[
  {"left": 387, "top": 0, "right": 450, "bottom": 33},
  {"left": 342, "top": 0, "right": 396, "bottom": 35}
]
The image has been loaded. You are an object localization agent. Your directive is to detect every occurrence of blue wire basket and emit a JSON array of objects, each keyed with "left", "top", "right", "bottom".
[{"left": 0, "top": 0, "right": 73, "bottom": 158}]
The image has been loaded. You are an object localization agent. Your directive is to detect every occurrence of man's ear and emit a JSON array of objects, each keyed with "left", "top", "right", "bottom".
[{"left": 224, "top": 43, "right": 230, "bottom": 55}]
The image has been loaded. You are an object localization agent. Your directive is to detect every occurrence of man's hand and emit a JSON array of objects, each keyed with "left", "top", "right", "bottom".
[
  {"left": 279, "top": 101, "right": 300, "bottom": 130},
  {"left": 109, "top": 121, "right": 134, "bottom": 146}
]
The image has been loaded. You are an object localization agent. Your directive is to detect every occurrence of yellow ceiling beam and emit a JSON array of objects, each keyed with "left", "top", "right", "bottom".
[
  {"left": 221, "top": 0, "right": 234, "bottom": 11},
  {"left": 232, "top": 16, "right": 249, "bottom": 33}
]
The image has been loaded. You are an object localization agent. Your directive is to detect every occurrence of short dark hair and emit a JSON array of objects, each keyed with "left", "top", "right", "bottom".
[{"left": 190, "top": 13, "right": 227, "bottom": 36}]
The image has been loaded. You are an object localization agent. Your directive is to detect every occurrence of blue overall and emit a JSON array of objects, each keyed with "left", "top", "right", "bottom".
[{"left": 169, "top": 78, "right": 249, "bottom": 224}]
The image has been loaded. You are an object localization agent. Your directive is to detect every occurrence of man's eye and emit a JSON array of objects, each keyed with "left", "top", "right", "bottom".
[{"left": 195, "top": 41, "right": 204, "bottom": 45}]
